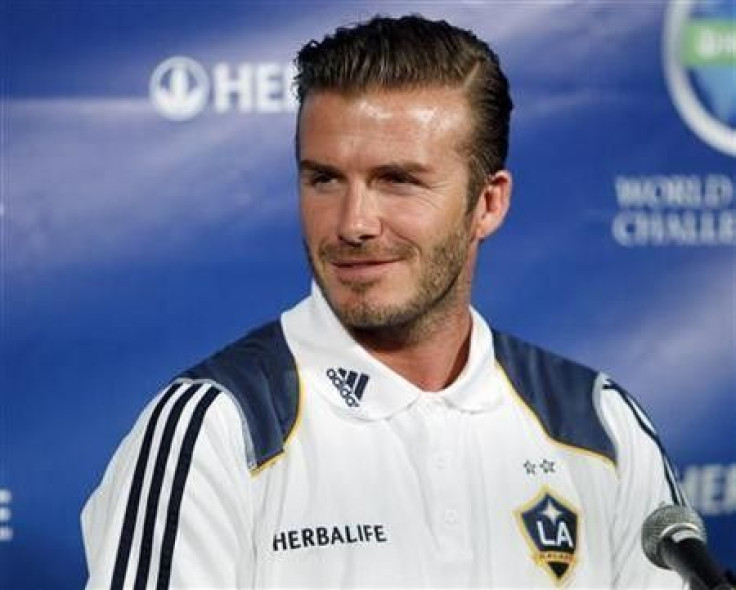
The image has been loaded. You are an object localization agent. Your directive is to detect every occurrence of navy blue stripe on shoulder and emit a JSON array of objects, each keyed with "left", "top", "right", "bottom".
[
  {"left": 156, "top": 386, "right": 220, "bottom": 589},
  {"left": 134, "top": 383, "right": 201, "bottom": 590},
  {"left": 492, "top": 330, "right": 616, "bottom": 464},
  {"left": 179, "top": 321, "right": 300, "bottom": 471},
  {"left": 111, "top": 382, "right": 180, "bottom": 590},
  {"left": 601, "top": 379, "right": 686, "bottom": 505}
]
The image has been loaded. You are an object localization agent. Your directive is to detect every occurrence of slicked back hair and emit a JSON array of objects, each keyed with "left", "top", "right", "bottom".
[{"left": 294, "top": 14, "right": 513, "bottom": 209}]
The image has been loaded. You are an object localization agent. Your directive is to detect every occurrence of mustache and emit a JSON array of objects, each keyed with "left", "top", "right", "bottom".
[{"left": 318, "top": 241, "right": 414, "bottom": 262}]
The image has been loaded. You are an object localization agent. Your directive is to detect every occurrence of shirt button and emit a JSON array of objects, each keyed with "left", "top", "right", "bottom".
[
  {"left": 443, "top": 509, "right": 458, "bottom": 525},
  {"left": 433, "top": 453, "right": 449, "bottom": 470}
]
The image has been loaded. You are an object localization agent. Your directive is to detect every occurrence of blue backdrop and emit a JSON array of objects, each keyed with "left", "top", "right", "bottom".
[{"left": 2, "top": 1, "right": 735, "bottom": 587}]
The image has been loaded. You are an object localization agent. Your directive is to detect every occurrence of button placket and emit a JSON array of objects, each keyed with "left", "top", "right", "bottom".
[{"left": 421, "top": 398, "right": 470, "bottom": 560}]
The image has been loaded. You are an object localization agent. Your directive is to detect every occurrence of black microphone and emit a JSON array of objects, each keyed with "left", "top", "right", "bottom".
[{"left": 641, "top": 505, "right": 733, "bottom": 590}]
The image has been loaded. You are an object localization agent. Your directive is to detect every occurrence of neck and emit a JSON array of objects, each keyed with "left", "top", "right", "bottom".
[{"left": 348, "top": 296, "right": 473, "bottom": 392}]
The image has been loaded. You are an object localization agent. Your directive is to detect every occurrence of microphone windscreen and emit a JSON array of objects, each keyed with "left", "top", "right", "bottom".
[{"left": 641, "top": 504, "right": 707, "bottom": 569}]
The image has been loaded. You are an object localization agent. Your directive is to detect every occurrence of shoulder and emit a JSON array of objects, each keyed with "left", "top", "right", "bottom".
[
  {"left": 82, "top": 379, "right": 255, "bottom": 589},
  {"left": 492, "top": 330, "right": 685, "bottom": 503},
  {"left": 179, "top": 320, "right": 301, "bottom": 473},
  {"left": 492, "top": 330, "right": 615, "bottom": 464}
]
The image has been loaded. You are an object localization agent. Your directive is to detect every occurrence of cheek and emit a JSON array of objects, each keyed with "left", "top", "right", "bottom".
[
  {"left": 386, "top": 203, "right": 462, "bottom": 245},
  {"left": 300, "top": 200, "right": 330, "bottom": 242}
]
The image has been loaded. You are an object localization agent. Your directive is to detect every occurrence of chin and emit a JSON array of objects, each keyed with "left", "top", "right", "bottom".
[{"left": 331, "top": 290, "right": 426, "bottom": 330}]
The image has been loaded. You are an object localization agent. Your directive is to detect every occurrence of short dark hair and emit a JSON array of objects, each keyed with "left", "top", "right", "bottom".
[{"left": 295, "top": 14, "right": 513, "bottom": 205}]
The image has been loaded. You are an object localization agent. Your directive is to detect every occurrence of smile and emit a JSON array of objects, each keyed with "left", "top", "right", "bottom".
[{"left": 329, "top": 259, "right": 400, "bottom": 281}]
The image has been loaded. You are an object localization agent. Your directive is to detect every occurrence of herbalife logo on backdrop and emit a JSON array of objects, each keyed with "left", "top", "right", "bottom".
[
  {"left": 149, "top": 56, "right": 298, "bottom": 121},
  {"left": 150, "top": 57, "right": 210, "bottom": 121},
  {"left": 663, "top": 0, "right": 736, "bottom": 156}
]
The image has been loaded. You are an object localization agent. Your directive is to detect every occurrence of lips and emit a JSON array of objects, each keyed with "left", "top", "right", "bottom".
[
  {"left": 318, "top": 242, "right": 412, "bottom": 283},
  {"left": 328, "top": 258, "right": 401, "bottom": 281},
  {"left": 331, "top": 258, "right": 399, "bottom": 267}
]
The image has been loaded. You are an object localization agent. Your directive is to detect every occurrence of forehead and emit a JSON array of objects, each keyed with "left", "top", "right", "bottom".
[{"left": 297, "top": 87, "right": 472, "bottom": 164}]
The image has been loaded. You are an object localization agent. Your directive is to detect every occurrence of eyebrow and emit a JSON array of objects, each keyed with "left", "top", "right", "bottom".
[
  {"left": 373, "top": 162, "right": 433, "bottom": 177},
  {"left": 298, "top": 160, "right": 343, "bottom": 177},
  {"left": 299, "top": 159, "right": 434, "bottom": 177}
]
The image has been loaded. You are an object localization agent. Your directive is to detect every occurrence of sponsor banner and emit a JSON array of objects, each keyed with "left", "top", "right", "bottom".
[
  {"left": 0, "top": 489, "right": 12, "bottom": 543},
  {"left": 4, "top": 2, "right": 734, "bottom": 588},
  {"left": 150, "top": 57, "right": 298, "bottom": 120},
  {"left": 680, "top": 462, "right": 736, "bottom": 517},
  {"left": 663, "top": 0, "right": 736, "bottom": 156},
  {"left": 612, "top": 174, "right": 736, "bottom": 246}
]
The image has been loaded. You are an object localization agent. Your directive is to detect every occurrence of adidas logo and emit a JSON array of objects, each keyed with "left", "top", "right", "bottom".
[{"left": 325, "top": 367, "right": 369, "bottom": 407}]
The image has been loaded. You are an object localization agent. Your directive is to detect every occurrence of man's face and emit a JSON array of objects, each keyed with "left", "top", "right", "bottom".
[{"left": 298, "top": 87, "right": 489, "bottom": 330}]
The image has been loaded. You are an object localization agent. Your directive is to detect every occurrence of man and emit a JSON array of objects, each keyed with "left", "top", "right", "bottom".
[{"left": 82, "top": 15, "right": 686, "bottom": 588}]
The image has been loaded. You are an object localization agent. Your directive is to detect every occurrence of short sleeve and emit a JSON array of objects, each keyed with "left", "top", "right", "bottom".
[
  {"left": 81, "top": 380, "right": 255, "bottom": 589},
  {"left": 597, "top": 377, "right": 687, "bottom": 589}
]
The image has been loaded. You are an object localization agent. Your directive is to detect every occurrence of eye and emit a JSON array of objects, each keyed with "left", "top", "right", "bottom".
[
  {"left": 375, "top": 168, "right": 426, "bottom": 195},
  {"left": 311, "top": 172, "right": 335, "bottom": 185},
  {"left": 301, "top": 170, "right": 338, "bottom": 190},
  {"left": 380, "top": 170, "right": 414, "bottom": 184}
]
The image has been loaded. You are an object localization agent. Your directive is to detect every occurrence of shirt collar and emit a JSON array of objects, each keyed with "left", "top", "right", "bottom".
[{"left": 281, "top": 283, "right": 504, "bottom": 421}]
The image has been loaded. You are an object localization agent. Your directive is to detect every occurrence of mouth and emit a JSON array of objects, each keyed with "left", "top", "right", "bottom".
[
  {"left": 332, "top": 257, "right": 399, "bottom": 267},
  {"left": 328, "top": 258, "right": 401, "bottom": 281}
]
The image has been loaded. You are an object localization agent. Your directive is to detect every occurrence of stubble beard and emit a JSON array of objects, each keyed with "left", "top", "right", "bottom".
[{"left": 305, "top": 221, "right": 473, "bottom": 342}]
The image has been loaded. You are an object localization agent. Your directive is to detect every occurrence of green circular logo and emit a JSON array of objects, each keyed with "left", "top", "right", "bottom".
[{"left": 663, "top": 0, "right": 736, "bottom": 156}]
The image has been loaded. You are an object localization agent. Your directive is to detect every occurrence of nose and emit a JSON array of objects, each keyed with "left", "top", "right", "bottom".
[{"left": 337, "top": 183, "right": 381, "bottom": 245}]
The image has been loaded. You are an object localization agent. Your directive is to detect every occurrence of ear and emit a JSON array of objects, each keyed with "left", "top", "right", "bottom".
[{"left": 472, "top": 170, "right": 512, "bottom": 241}]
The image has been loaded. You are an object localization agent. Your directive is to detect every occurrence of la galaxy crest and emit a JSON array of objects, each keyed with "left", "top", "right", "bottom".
[{"left": 515, "top": 486, "right": 580, "bottom": 585}]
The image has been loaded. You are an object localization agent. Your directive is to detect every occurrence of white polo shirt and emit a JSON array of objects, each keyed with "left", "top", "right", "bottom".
[{"left": 82, "top": 287, "right": 685, "bottom": 588}]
